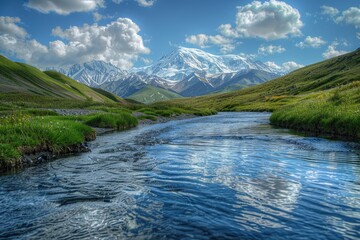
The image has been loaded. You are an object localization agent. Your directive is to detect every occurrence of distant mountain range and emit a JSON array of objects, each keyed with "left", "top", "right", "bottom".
[{"left": 49, "top": 47, "right": 288, "bottom": 103}]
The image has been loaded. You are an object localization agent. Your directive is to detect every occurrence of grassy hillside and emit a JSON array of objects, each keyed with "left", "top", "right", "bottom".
[
  {"left": 127, "top": 85, "right": 183, "bottom": 104},
  {"left": 169, "top": 49, "right": 360, "bottom": 141},
  {"left": 0, "top": 55, "right": 120, "bottom": 103}
]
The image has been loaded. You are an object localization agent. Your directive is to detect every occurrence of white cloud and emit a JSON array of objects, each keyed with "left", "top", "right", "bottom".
[
  {"left": 0, "top": 17, "right": 149, "bottom": 69},
  {"left": 185, "top": 34, "right": 236, "bottom": 53},
  {"left": 224, "top": 0, "right": 303, "bottom": 40},
  {"left": 322, "top": 42, "right": 348, "bottom": 59},
  {"left": 282, "top": 61, "right": 304, "bottom": 72},
  {"left": 265, "top": 61, "right": 303, "bottom": 72},
  {"left": 321, "top": 6, "right": 339, "bottom": 18},
  {"left": 0, "top": 16, "right": 27, "bottom": 38},
  {"left": 258, "top": 44, "right": 285, "bottom": 55},
  {"left": 93, "top": 12, "right": 103, "bottom": 22},
  {"left": 112, "top": 0, "right": 155, "bottom": 7},
  {"left": 336, "top": 7, "right": 360, "bottom": 28},
  {"left": 357, "top": 32, "right": 360, "bottom": 40},
  {"left": 136, "top": 0, "right": 155, "bottom": 7},
  {"left": 26, "top": 0, "right": 105, "bottom": 15},
  {"left": 296, "top": 36, "right": 326, "bottom": 48}
]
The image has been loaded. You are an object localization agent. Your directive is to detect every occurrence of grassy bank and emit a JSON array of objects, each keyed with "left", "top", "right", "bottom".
[
  {"left": 270, "top": 82, "right": 360, "bottom": 141},
  {"left": 0, "top": 109, "right": 138, "bottom": 172}
]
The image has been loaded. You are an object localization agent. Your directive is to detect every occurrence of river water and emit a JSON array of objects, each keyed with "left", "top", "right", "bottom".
[{"left": 1, "top": 112, "right": 360, "bottom": 239}]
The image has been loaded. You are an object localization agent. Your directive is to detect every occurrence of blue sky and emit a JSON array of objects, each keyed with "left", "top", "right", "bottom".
[{"left": 0, "top": 0, "right": 359, "bottom": 70}]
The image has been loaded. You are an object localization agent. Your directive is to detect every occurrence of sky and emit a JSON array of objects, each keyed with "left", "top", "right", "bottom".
[{"left": 0, "top": 0, "right": 359, "bottom": 70}]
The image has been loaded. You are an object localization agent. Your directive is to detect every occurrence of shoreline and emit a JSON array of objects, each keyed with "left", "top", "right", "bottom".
[{"left": 3, "top": 113, "right": 199, "bottom": 174}]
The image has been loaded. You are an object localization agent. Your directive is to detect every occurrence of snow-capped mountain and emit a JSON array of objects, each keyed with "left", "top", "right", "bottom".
[
  {"left": 173, "top": 69, "right": 278, "bottom": 97},
  {"left": 48, "top": 47, "right": 288, "bottom": 102},
  {"left": 48, "top": 60, "right": 127, "bottom": 87},
  {"left": 135, "top": 47, "right": 281, "bottom": 81},
  {"left": 99, "top": 73, "right": 175, "bottom": 97}
]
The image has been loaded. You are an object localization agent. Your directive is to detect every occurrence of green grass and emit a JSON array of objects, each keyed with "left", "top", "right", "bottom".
[
  {"left": 127, "top": 85, "right": 183, "bottom": 104},
  {"left": 0, "top": 109, "right": 139, "bottom": 171},
  {"left": 83, "top": 113, "right": 138, "bottom": 130},
  {"left": 270, "top": 82, "right": 360, "bottom": 141},
  {"left": 0, "top": 113, "right": 95, "bottom": 171}
]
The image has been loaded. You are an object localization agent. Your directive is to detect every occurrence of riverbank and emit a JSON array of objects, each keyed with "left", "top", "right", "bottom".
[{"left": 0, "top": 109, "right": 206, "bottom": 173}]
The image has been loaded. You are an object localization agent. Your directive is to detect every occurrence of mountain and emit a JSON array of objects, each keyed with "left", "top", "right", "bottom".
[
  {"left": 173, "top": 69, "right": 278, "bottom": 97},
  {"left": 167, "top": 49, "right": 360, "bottom": 112},
  {"left": 0, "top": 55, "right": 122, "bottom": 103},
  {"left": 127, "top": 85, "right": 183, "bottom": 104},
  {"left": 99, "top": 73, "right": 175, "bottom": 98},
  {"left": 46, "top": 47, "right": 284, "bottom": 102},
  {"left": 136, "top": 47, "right": 282, "bottom": 80},
  {"left": 48, "top": 60, "right": 127, "bottom": 87}
]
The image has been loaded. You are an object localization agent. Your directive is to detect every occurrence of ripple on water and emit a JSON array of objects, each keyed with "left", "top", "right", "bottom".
[{"left": 0, "top": 112, "right": 360, "bottom": 239}]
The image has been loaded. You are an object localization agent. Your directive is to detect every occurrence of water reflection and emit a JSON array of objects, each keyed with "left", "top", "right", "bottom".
[{"left": 0, "top": 112, "right": 360, "bottom": 239}]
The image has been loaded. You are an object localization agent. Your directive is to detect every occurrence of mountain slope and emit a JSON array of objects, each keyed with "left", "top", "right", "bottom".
[
  {"left": 127, "top": 85, "right": 182, "bottom": 104},
  {"left": 99, "top": 73, "right": 176, "bottom": 98},
  {"left": 173, "top": 69, "right": 278, "bottom": 97},
  {"left": 136, "top": 47, "right": 282, "bottom": 81},
  {"left": 0, "top": 55, "right": 121, "bottom": 103},
  {"left": 48, "top": 60, "right": 126, "bottom": 87}
]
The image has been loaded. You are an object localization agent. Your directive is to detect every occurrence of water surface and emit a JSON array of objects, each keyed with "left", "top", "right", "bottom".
[{"left": 1, "top": 112, "right": 360, "bottom": 239}]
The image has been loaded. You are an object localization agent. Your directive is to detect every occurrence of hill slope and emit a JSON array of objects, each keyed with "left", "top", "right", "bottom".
[
  {"left": 0, "top": 55, "right": 121, "bottom": 103},
  {"left": 127, "top": 85, "right": 182, "bottom": 104}
]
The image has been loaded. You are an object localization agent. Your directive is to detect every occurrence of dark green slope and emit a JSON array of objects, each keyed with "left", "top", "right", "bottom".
[
  {"left": 127, "top": 85, "right": 183, "bottom": 104},
  {"left": 0, "top": 55, "right": 121, "bottom": 103}
]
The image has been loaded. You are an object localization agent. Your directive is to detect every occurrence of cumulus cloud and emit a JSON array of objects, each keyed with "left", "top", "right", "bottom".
[
  {"left": 322, "top": 42, "right": 348, "bottom": 59},
  {"left": 265, "top": 61, "right": 303, "bottom": 72},
  {"left": 136, "top": 0, "right": 155, "bottom": 7},
  {"left": 112, "top": 0, "right": 155, "bottom": 7},
  {"left": 0, "top": 17, "right": 149, "bottom": 69},
  {"left": 93, "top": 12, "right": 103, "bottom": 22},
  {"left": 224, "top": 0, "right": 303, "bottom": 40},
  {"left": 185, "top": 34, "right": 236, "bottom": 53},
  {"left": 282, "top": 61, "right": 304, "bottom": 72},
  {"left": 25, "top": 0, "right": 105, "bottom": 15},
  {"left": 336, "top": 7, "right": 360, "bottom": 28},
  {"left": 357, "top": 32, "right": 360, "bottom": 40},
  {"left": 0, "top": 16, "right": 27, "bottom": 38},
  {"left": 258, "top": 44, "right": 285, "bottom": 55},
  {"left": 296, "top": 36, "right": 326, "bottom": 48},
  {"left": 321, "top": 6, "right": 339, "bottom": 18}
]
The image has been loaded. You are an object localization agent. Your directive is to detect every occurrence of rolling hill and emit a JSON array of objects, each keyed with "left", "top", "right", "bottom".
[
  {"left": 0, "top": 55, "right": 122, "bottom": 104},
  {"left": 127, "top": 85, "right": 182, "bottom": 104}
]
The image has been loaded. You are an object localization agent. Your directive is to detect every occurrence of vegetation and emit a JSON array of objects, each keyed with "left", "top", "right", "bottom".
[
  {"left": 127, "top": 85, "right": 183, "bottom": 104},
  {"left": 270, "top": 82, "right": 360, "bottom": 141},
  {"left": 168, "top": 49, "right": 360, "bottom": 141}
]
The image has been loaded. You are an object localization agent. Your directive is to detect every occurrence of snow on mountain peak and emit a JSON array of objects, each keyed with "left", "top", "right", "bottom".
[
  {"left": 137, "top": 47, "right": 280, "bottom": 81},
  {"left": 48, "top": 60, "right": 127, "bottom": 86}
]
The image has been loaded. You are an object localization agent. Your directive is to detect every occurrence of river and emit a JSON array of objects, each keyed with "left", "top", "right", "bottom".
[{"left": 1, "top": 112, "right": 360, "bottom": 239}]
